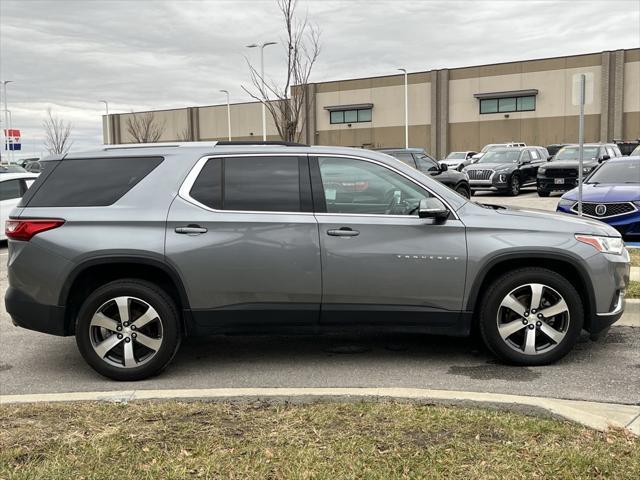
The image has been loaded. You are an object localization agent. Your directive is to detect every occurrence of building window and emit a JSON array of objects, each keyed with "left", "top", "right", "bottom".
[
  {"left": 330, "top": 108, "right": 373, "bottom": 124},
  {"left": 479, "top": 95, "right": 536, "bottom": 114}
]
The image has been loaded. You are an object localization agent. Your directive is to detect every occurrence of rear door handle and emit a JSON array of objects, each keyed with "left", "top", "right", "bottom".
[
  {"left": 327, "top": 227, "right": 360, "bottom": 237},
  {"left": 175, "top": 225, "right": 208, "bottom": 235}
]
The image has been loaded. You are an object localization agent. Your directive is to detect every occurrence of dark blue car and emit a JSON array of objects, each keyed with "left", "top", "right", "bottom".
[{"left": 557, "top": 156, "right": 640, "bottom": 240}]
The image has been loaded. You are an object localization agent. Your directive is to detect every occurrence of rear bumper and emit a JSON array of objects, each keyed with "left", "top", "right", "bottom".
[{"left": 4, "top": 286, "right": 68, "bottom": 336}]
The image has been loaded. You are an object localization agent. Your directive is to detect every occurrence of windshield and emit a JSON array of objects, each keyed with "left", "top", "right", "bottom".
[
  {"left": 587, "top": 161, "right": 640, "bottom": 184},
  {"left": 446, "top": 152, "right": 466, "bottom": 160},
  {"left": 554, "top": 146, "right": 599, "bottom": 161},
  {"left": 477, "top": 150, "right": 520, "bottom": 164}
]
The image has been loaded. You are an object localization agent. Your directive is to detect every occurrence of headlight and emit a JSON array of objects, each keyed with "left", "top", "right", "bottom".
[
  {"left": 575, "top": 235, "right": 624, "bottom": 255},
  {"left": 558, "top": 199, "right": 575, "bottom": 208},
  {"left": 497, "top": 173, "right": 507, "bottom": 182},
  {"left": 538, "top": 166, "right": 546, "bottom": 174}
]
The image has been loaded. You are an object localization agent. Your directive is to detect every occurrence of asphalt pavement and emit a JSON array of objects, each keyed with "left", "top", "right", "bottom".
[{"left": 1, "top": 191, "right": 638, "bottom": 405}]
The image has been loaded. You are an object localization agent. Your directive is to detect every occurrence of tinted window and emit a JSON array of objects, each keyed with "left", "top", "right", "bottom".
[
  {"left": 521, "top": 150, "right": 531, "bottom": 162},
  {"left": 587, "top": 160, "right": 639, "bottom": 184},
  {"left": 388, "top": 152, "right": 416, "bottom": 167},
  {"left": 415, "top": 155, "right": 439, "bottom": 172},
  {"left": 317, "top": 156, "right": 431, "bottom": 215},
  {"left": 0, "top": 179, "right": 22, "bottom": 201},
  {"left": 478, "top": 150, "right": 521, "bottom": 163},
  {"left": 555, "top": 147, "right": 599, "bottom": 161},
  {"left": 190, "top": 156, "right": 302, "bottom": 212},
  {"left": 25, "top": 157, "right": 163, "bottom": 207},
  {"left": 190, "top": 158, "right": 222, "bottom": 209}
]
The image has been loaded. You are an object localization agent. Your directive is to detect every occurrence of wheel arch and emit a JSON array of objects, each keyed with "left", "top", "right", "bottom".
[
  {"left": 60, "top": 256, "right": 191, "bottom": 335},
  {"left": 467, "top": 252, "right": 596, "bottom": 331}
]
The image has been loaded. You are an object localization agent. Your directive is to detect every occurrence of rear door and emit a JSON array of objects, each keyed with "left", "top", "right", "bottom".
[
  {"left": 165, "top": 154, "right": 321, "bottom": 332},
  {"left": 311, "top": 154, "right": 467, "bottom": 331}
]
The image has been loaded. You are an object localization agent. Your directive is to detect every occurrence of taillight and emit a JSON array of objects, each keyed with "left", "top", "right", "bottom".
[{"left": 5, "top": 219, "right": 65, "bottom": 241}]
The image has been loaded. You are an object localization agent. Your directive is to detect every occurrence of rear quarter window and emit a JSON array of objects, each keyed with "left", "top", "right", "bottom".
[{"left": 22, "top": 156, "right": 163, "bottom": 207}]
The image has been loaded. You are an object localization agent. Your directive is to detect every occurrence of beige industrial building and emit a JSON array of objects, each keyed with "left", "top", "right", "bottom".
[{"left": 104, "top": 48, "right": 640, "bottom": 159}]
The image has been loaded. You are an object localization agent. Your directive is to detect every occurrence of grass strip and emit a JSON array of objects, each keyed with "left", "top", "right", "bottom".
[{"left": 1, "top": 401, "right": 638, "bottom": 479}]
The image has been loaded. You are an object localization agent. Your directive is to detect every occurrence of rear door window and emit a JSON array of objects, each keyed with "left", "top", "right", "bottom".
[
  {"left": 189, "top": 156, "right": 309, "bottom": 212},
  {"left": 23, "top": 157, "right": 163, "bottom": 207}
]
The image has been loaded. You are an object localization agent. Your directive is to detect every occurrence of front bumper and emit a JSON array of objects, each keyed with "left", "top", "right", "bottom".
[
  {"left": 557, "top": 204, "right": 640, "bottom": 238},
  {"left": 5, "top": 286, "right": 69, "bottom": 336},
  {"left": 537, "top": 175, "right": 578, "bottom": 192}
]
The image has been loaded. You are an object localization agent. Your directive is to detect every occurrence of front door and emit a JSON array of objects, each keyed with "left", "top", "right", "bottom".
[
  {"left": 311, "top": 155, "right": 468, "bottom": 332},
  {"left": 165, "top": 154, "right": 321, "bottom": 333}
]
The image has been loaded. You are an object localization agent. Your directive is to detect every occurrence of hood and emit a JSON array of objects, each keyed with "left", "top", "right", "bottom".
[
  {"left": 545, "top": 160, "right": 599, "bottom": 169},
  {"left": 561, "top": 183, "right": 640, "bottom": 202},
  {"left": 465, "top": 162, "right": 513, "bottom": 171},
  {"left": 487, "top": 204, "right": 620, "bottom": 237}
]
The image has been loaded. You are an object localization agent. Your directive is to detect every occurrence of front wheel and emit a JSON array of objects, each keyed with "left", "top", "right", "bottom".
[
  {"left": 508, "top": 175, "right": 521, "bottom": 196},
  {"left": 537, "top": 189, "right": 551, "bottom": 197},
  {"left": 75, "top": 279, "right": 181, "bottom": 381},
  {"left": 455, "top": 184, "right": 471, "bottom": 199},
  {"left": 478, "top": 268, "right": 583, "bottom": 365}
]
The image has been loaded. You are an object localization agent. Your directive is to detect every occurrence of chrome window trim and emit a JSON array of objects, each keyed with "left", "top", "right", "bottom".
[
  {"left": 570, "top": 201, "right": 637, "bottom": 220},
  {"left": 179, "top": 152, "right": 459, "bottom": 220}
]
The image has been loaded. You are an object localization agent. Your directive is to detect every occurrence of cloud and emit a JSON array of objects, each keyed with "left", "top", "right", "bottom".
[{"left": 0, "top": 0, "right": 638, "bottom": 156}]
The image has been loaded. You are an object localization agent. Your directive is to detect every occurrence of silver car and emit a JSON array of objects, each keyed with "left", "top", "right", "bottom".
[{"left": 4, "top": 142, "right": 630, "bottom": 380}]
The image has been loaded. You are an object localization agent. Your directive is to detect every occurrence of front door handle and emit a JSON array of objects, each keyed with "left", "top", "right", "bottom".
[
  {"left": 327, "top": 227, "right": 360, "bottom": 237},
  {"left": 175, "top": 225, "right": 208, "bottom": 235}
]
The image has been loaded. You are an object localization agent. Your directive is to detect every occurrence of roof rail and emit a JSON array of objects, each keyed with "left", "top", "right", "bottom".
[
  {"left": 103, "top": 141, "right": 219, "bottom": 150},
  {"left": 216, "top": 141, "right": 308, "bottom": 147}
]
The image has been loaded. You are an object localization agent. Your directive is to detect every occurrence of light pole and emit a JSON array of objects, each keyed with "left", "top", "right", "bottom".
[
  {"left": 220, "top": 90, "right": 231, "bottom": 141},
  {"left": 398, "top": 69, "right": 408, "bottom": 149},
  {"left": 246, "top": 41, "right": 277, "bottom": 141},
  {"left": 1, "top": 80, "right": 13, "bottom": 164},
  {"left": 100, "top": 100, "right": 109, "bottom": 144}
]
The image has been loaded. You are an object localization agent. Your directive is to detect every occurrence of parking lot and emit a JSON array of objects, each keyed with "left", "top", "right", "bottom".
[{"left": 1, "top": 191, "right": 638, "bottom": 405}]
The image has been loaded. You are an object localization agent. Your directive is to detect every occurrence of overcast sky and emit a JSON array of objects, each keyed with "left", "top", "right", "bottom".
[{"left": 1, "top": 0, "right": 638, "bottom": 157}]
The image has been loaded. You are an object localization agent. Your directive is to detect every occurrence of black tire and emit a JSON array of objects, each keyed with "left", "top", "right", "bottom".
[
  {"left": 478, "top": 268, "right": 583, "bottom": 366},
  {"left": 455, "top": 184, "right": 471, "bottom": 199},
  {"left": 75, "top": 279, "right": 181, "bottom": 381},
  {"left": 508, "top": 175, "right": 521, "bottom": 196},
  {"left": 537, "top": 189, "right": 551, "bottom": 197}
]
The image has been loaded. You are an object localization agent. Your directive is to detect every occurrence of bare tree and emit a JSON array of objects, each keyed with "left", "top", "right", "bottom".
[
  {"left": 242, "top": 0, "right": 320, "bottom": 143},
  {"left": 126, "top": 112, "right": 166, "bottom": 143},
  {"left": 177, "top": 126, "right": 192, "bottom": 142},
  {"left": 43, "top": 108, "right": 73, "bottom": 155}
]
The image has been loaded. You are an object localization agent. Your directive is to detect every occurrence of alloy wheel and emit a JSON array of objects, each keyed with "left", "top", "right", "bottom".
[
  {"left": 496, "top": 283, "right": 570, "bottom": 355},
  {"left": 89, "top": 296, "right": 164, "bottom": 368}
]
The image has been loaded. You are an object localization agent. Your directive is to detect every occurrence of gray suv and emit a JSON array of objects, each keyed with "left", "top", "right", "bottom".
[{"left": 4, "top": 142, "right": 630, "bottom": 380}]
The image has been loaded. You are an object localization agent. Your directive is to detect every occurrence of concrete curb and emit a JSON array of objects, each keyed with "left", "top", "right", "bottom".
[
  {"left": 620, "top": 299, "right": 640, "bottom": 327},
  {"left": 631, "top": 266, "right": 639, "bottom": 282},
  {"left": 1, "top": 387, "right": 638, "bottom": 436}
]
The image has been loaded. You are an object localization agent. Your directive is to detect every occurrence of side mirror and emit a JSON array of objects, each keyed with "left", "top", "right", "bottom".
[
  {"left": 547, "top": 156, "right": 553, "bottom": 161},
  {"left": 439, "top": 162, "right": 448, "bottom": 172},
  {"left": 418, "top": 198, "right": 449, "bottom": 221},
  {"left": 599, "top": 155, "right": 610, "bottom": 163}
]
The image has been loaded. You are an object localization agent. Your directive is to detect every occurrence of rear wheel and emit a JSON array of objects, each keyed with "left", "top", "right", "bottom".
[
  {"left": 75, "top": 279, "right": 181, "bottom": 381},
  {"left": 508, "top": 175, "right": 521, "bottom": 196},
  {"left": 478, "top": 268, "right": 583, "bottom": 365}
]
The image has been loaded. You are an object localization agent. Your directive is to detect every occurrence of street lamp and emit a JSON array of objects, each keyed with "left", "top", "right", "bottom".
[
  {"left": 246, "top": 41, "right": 277, "bottom": 141},
  {"left": 398, "top": 69, "right": 408, "bottom": 149},
  {"left": 1, "top": 80, "right": 14, "bottom": 164},
  {"left": 100, "top": 100, "right": 109, "bottom": 144},
  {"left": 220, "top": 90, "right": 231, "bottom": 141}
]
